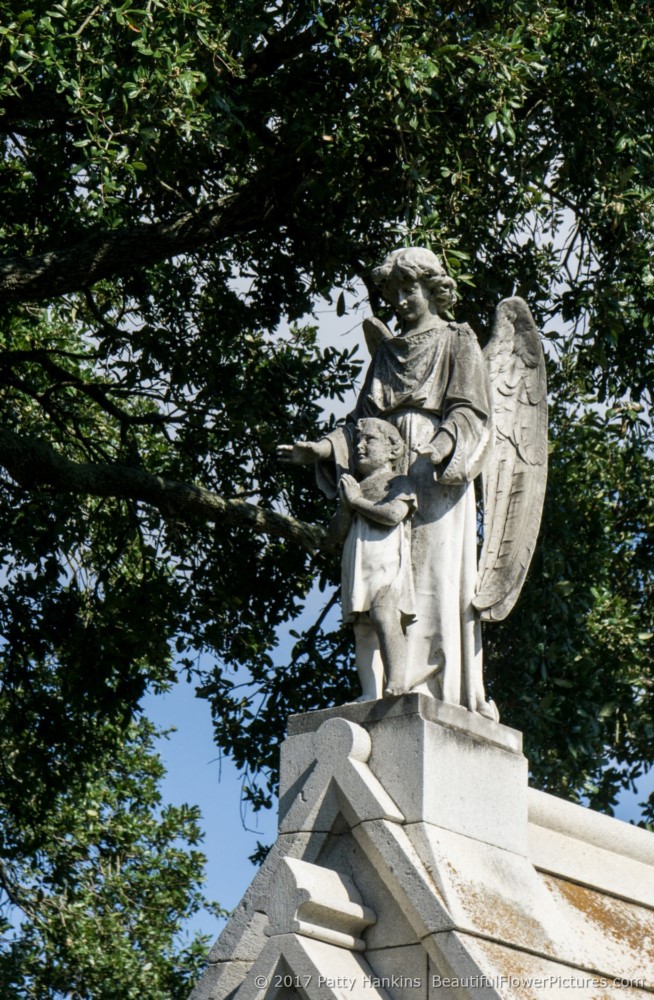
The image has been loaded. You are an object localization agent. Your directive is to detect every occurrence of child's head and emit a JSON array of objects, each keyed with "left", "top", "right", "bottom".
[
  {"left": 372, "top": 247, "right": 457, "bottom": 316},
  {"left": 354, "top": 418, "right": 405, "bottom": 475}
]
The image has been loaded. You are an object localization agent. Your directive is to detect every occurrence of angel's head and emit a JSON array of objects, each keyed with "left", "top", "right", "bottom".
[{"left": 372, "top": 247, "right": 457, "bottom": 322}]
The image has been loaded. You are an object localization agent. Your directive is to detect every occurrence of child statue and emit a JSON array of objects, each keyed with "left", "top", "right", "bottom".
[{"left": 328, "top": 418, "right": 417, "bottom": 701}]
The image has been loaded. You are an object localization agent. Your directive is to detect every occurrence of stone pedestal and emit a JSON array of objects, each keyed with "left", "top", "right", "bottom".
[
  {"left": 280, "top": 696, "right": 526, "bottom": 852},
  {"left": 190, "top": 695, "right": 654, "bottom": 1000}
]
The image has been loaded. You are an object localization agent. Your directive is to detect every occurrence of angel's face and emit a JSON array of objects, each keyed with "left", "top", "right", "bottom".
[{"left": 390, "top": 278, "right": 434, "bottom": 327}]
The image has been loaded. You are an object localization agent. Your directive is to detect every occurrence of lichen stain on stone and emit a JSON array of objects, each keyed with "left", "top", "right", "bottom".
[
  {"left": 543, "top": 874, "right": 654, "bottom": 965},
  {"left": 439, "top": 858, "right": 548, "bottom": 950},
  {"left": 470, "top": 938, "right": 564, "bottom": 1000},
  {"left": 471, "top": 938, "right": 621, "bottom": 1000},
  {"left": 417, "top": 857, "right": 452, "bottom": 906}
]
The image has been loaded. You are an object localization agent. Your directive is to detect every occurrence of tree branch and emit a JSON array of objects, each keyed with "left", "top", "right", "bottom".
[
  {"left": 0, "top": 179, "right": 276, "bottom": 303},
  {"left": 0, "top": 428, "right": 327, "bottom": 552},
  {"left": 0, "top": 859, "right": 37, "bottom": 921},
  {"left": 244, "top": 22, "right": 317, "bottom": 77},
  {"left": 0, "top": 87, "right": 75, "bottom": 129},
  {"left": 0, "top": 350, "right": 179, "bottom": 425}
]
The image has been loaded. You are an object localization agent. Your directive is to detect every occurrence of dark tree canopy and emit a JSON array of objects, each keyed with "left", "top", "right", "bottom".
[{"left": 0, "top": 0, "right": 653, "bottom": 987}]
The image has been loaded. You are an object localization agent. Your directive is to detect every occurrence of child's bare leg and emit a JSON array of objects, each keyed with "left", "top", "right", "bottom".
[
  {"left": 353, "top": 619, "right": 384, "bottom": 701},
  {"left": 369, "top": 605, "right": 407, "bottom": 696}
]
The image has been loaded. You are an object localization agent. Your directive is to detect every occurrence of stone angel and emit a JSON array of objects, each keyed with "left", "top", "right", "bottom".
[{"left": 279, "top": 247, "right": 547, "bottom": 720}]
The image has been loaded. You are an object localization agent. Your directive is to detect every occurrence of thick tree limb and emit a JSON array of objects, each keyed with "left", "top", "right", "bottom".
[
  {"left": 0, "top": 428, "right": 327, "bottom": 552},
  {"left": 0, "top": 182, "right": 272, "bottom": 304},
  {"left": 0, "top": 87, "right": 74, "bottom": 130}
]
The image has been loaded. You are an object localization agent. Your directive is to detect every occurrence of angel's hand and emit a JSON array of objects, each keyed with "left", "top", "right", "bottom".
[
  {"left": 417, "top": 434, "right": 454, "bottom": 465},
  {"left": 338, "top": 473, "right": 361, "bottom": 505},
  {"left": 277, "top": 440, "right": 331, "bottom": 465}
]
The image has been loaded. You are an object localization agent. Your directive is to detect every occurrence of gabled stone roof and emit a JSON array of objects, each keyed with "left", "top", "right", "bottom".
[{"left": 190, "top": 696, "right": 654, "bottom": 1000}]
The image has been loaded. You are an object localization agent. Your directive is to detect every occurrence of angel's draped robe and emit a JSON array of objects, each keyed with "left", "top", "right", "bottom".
[{"left": 318, "top": 322, "right": 494, "bottom": 707}]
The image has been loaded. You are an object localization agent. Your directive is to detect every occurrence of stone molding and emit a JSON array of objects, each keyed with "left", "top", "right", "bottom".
[{"left": 190, "top": 697, "right": 654, "bottom": 1000}]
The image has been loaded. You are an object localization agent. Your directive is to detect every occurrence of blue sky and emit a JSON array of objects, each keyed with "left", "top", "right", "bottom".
[{"left": 143, "top": 678, "right": 278, "bottom": 929}]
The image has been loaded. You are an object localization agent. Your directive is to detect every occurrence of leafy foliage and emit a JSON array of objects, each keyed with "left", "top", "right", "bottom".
[
  {"left": 0, "top": 0, "right": 653, "bottom": 987},
  {"left": 0, "top": 717, "right": 221, "bottom": 998},
  {"left": 486, "top": 400, "right": 654, "bottom": 818}
]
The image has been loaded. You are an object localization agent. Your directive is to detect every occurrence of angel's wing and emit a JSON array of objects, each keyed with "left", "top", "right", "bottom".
[
  {"left": 473, "top": 297, "right": 548, "bottom": 622},
  {"left": 362, "top": 316, "right": 393, "bottom": 357}
]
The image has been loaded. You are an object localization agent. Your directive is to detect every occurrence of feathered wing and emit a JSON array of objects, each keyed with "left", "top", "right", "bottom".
[{"left": 474, "top": 297, "right": 548, "bottom": 622}]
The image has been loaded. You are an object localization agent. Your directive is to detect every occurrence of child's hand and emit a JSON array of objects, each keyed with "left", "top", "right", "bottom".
[{"left": 339, "top": 473, "right": 361, "bottom": 505}]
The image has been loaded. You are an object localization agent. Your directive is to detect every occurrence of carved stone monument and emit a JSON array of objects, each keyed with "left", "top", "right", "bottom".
[
  {"left": 191, "top": 250, "right": 654, "bottom": 1000},
  {"left": 279, "top": 247, "right": 548, "bottom": 720},
  {"left": 191, "top": 699, "right": 654, "bottom": 1000}
]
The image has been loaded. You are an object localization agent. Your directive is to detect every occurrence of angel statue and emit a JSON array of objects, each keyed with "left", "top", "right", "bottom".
[{"left": 278, "top": 247, "right": 547, "bottom": 721}]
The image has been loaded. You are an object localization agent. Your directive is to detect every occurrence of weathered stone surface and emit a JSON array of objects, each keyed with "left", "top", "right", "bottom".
[
  {"left": 352, "top": 817, "right": 453, "bottom": 938},
  {"left": 529, "top": 822, "right": 654, "bottom": 909},
  {"left": 278, "top": 731, "right": 316, "bottom": 825},
  {"left": 236, "top": 934, "right": 393, "bottom": 1000},
  {"left": 286, "top": 695, "right": 522, "bottom": 753},
  {"left": 365, "top": 945, "right": 429, "bottom": 1000},
  {"left": 368, "top": 713, "right": 527, "bottom": 853},
  {"left": 406, "top": 822, "right": 574, "bottom": 960},
  {"left": 266, "top": 857, "right": 376, "bottom": 951},
  {"left": 541, "top": 874, "right": 654, "bottom": 987},
  {"left": 206, "top": 833, "right": 322, "bottom": 965},
  {"left": 191, "top": 702, "right": 654, "bottom": 1000},
  {"left": 444, "top": 933, "right": 653, "bottom": 1000},
  {"left": 189, "top": 961, "right": 255, "bottom": 1000},
  {"left": 279, "top": 718, "right": 404, "bottom": 835},
  {"left": 427, "top": 941, "right": 502, "bottom": 1000},
  {"left": 285, "top": 696, "right": 526, "bottom": 854},
  {"left": 529, "top": 787, "right": 654, "bottom": 864},
  {"left": 314, "top": 826, "right": 417, "bottom": 950}
]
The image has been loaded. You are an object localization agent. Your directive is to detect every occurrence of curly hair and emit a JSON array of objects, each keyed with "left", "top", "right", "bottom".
[{"left": 371, "top": 247, "right": 457, "bottom": 315}]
